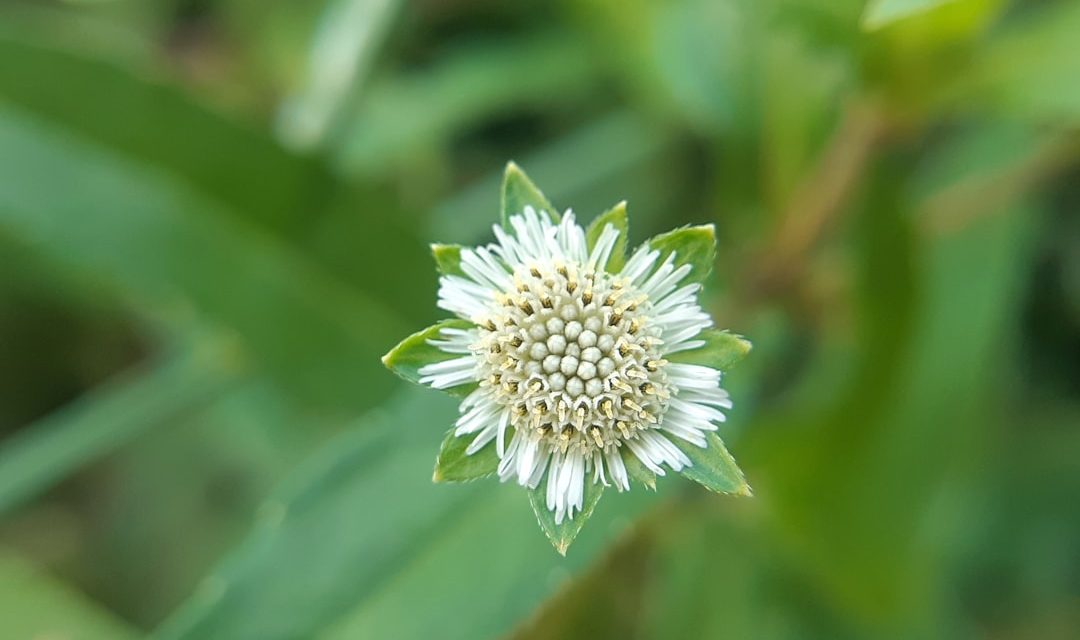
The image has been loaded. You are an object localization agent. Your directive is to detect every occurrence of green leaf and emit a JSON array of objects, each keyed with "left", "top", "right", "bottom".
[
  {"left": 672, "top": 433, "right": 751, "bottom": 496},
  {"left": 646, "top": 224, "right": 716, "bottom": 284},
  {"left": 861, "top": 0, "right": 956, "bottom": 30},
  {"left": 0, "top": 36, "right": 323, "bottom": 236},
  {"left": 433, "top": 428, "right": 503, "bottom": 483},
  {"left": 956, "top": 1, "right": 1080, "bottom": 123},
  {"left": 156, "top": 388, "right": 653, "bottom": 640},
  {"left": 430, "top": 243, "right": 465, "bottom": 277},
  {"left": 668, "top": 330, "right": 752, "bottom": 372},
  {"left": 528, "top": 473, "right": 605, "bottom": 555},
  {"left": 381, "top": 319, "right": 476, "bottom": 396},
  {"left": 501, "top": 161, "right": 559, "bottom": 228},
  {"left": 0, "top": 550, "right": 139, "bottom": 640},
  {"left": 0, "top": 343, "right": 242, "bottom": 515},
  {"left": 585, "top": 200, "right": 629, "bottom": 272},
  {"left": 0, "top": 105, "right": 406, "bottom": 413},
  {"left": 336, "top": 32, "right": 598, "bottom": 175},
  {"left": 620, "top": 448, "right": 657, "bottom": 490}
]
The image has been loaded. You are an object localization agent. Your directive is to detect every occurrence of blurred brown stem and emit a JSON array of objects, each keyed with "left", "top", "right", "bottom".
[
  {"left": 919, "top": 134, "right": 1079, "bottom": 236},
  {"left": 739, "top": 99, "right": 891, "bottom": 304}
]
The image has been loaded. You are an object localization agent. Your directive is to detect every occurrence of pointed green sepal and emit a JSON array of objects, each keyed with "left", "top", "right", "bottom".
[
  {"left": 620, "top": 448, "right": 657, "bottom": 490},
  {"left": 433, "top": 428, "right": 503, "bottom": 483},
  {"left": 671, "top": 433, "right": 751, "bottom": 496},
  {"left": 501, "top": 162, "right": 559, "bottom": 229},
  {"left": 381, "top": 319, "right": 477, "bottom": 397},
  {"left": 647, "top": 224, "right": 716, "bottom": 284},
  {"left": 668, "top": 330, "right": 752, "bottom": 372},
  {"left": 528, "top": 475, "right": 604, "bottom": 555},
  {"left": 586, "top": 201, "right": 629, "bottom": 272},
  {"left": 431, "top": 243, "right": 465, "bottom": 277}
]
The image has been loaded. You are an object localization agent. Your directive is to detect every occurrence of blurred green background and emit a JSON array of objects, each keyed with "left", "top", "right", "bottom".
[{"left": 0, "top": 0, "right": 1078, "bottom": 638}]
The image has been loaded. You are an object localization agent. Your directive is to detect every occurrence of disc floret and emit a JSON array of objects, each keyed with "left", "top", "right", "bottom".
[{"left": 476, "top": 259, "right": 669, "bottom": 461}]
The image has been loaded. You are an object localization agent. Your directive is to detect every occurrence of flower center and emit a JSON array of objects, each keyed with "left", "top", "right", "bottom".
[{"left": 473, "top": 260, "right": 670, "bottom": 454}]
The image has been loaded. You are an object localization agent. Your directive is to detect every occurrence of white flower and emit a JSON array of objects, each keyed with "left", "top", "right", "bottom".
[{"left": 417, "top": 206, "right": 733, "bottom": 525}]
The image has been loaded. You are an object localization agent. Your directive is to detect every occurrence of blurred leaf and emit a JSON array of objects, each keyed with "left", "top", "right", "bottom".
[
  {"left": 277, "top": 0, "right": 403, "bottom": 150},
  {"left": 156, "top": 389, "right": 653, "bottom": 640},
  {"left": 672, "top": 434, "right": 750, "bottom": 496},
  {"left": 320, "top": 485, "right": 655, "bottom": 640},
  {"left": 0, "top": 343, "right": 243, "bottom": 515},
  {"left": 432, "top": 111, "right": 679, "bottom": 245},
  {"left": 431, "top": 243, "right": 465, "bottom": 277},
  {"left": 433, "top": 427, "right": 501, "bottom": 483},
  {"left": 955, "top": 1, "right": 1080, "bottom": 123},
  {"left": 635, "top": 501, "right": 803, "bottom": 640},
  {"left": 668, "top": 330, "right": 752, "bottom": 371},
  {"left": 586, "top": 200, "right": 629, "bottom": 273},
  {"left": 568, "top": 0, "right": 760, "bottom": 133},
  {"left": 760, "top": 29, "right": 851, "bottom": 214},
  {"left": 502, "top": 162, "right": 559, "bottom": 227},
  {"left": 0, "top": 36, "right": 327, "bottom": 237},
  {"left": 646, "top": 224, "right": 716, "bottom": 284},
  {"left": 862, "top": 0, "right": 957, "bottom": 30},
  {"left": 510, "top": 532, "right": 650, "bottom": 640},
  {"left": 0, "top": 549, "right": 138, "bottom": 640},
  {"left": 0, "top": 104, "right": 404, "bottom": 413},
  {"left": 335, "top": 32, "right": 599, "bottom": 174},
  {"left": 382, "top": 319, "right": 476, "bottom": 396},
  {"left": 0, "top": 37, "right": 437, "bottom": 325},
  {"left": 528, "top": 474, "right": 605, "bottom": 556}
]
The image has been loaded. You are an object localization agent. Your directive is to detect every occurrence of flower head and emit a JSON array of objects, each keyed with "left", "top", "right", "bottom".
[{"left": 384, "top": 163, "right": 750, "bottom": 552}]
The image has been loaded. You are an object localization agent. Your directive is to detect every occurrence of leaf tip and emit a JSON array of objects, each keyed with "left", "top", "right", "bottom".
[
  {"left": 555, "top": 541, "right": 570, "bottom": 556},
  {"left": 736, "top": 482, "right": 753, "bottom": 497}
]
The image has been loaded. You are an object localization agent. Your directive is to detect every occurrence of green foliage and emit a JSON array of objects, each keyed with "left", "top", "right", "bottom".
[
  {"left": 430, "top": 243, "right": 465, "bottom": 276},
  {"left": 862, "top": 0, "right": 957, "bottom": 30},
  {"left": 0, "top": 550, "right": 138, "bottom": 640},
  {"left": 0, "top": 1, "right": 1076, "bottom": 638},
  {"left": 0, "top": 344, "right": 243, "bottom": 515},
  {"left": 668, "top": 330, "right": 752, "bottom": 371},
  {"left": 157, "top": 389, "right": 655, "bottom": 640},
  {"left": 586, "top": 201, "right": 629, "bottom": 272},
  {"left": 501, "top": 161, "right": 559, "bottom": 227},
  {"left": 433, "top": 428, "right": 501, "bottom": 483},
  {"left": 671, "top": 434, "right": 750, "bottom": 496},
  {"left": 529, "top": 474, "right": 606, "bottom": 555},
  {"left": 646, "top": 225, "right": 717, "bottom": 285},
  {"left": 382, "top": 319, "right": 476, "bottom": 395}
]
